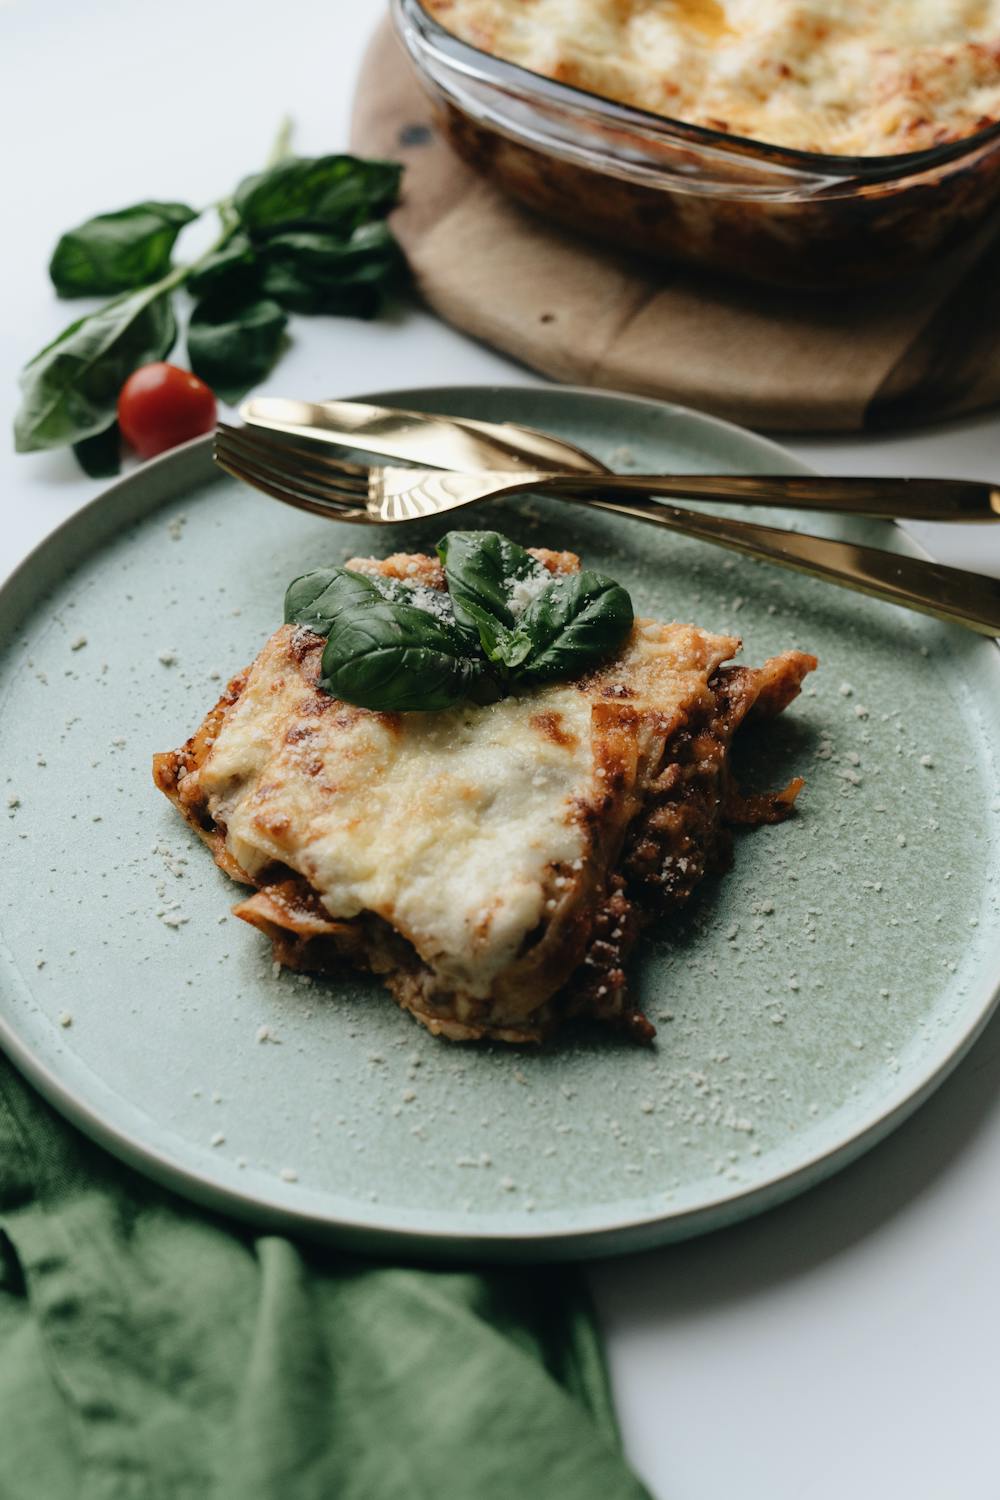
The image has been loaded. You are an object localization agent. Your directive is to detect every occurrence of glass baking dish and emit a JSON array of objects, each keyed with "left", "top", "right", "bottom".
[{"left": 391, "top": 0, "right": 1000, "bottom": 290}]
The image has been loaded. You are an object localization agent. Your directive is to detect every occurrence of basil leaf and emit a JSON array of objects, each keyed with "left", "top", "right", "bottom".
[
  {"left": 284, "top": 566, "right": 382, "bottom": 632},
  {"left": 325, "top": 592, "right": 496, "bottom": 713},
  {"left": 514, "top": 571, "right": 635, "bottom": 683},
  {"left": 186, "top": 231, "right": 259, "bottom": 300},
  {"left": 260, "top": 222, "right": 404, "bottom": 316},
  {"left": 287, "top": 566, "right": 495, "bottom": 711},
  {"left": 234, "top": 155, "right": 402, "bottom": 238},
  {"left": 322, "top": 611, "right": 496, "bottom": 713},
  {"left": 263, "top": 224, "right": 402, "bottom": 281},
  {"left": 187, "top": 296, "right": 287, "bottom": 404},
  {"left": 73, "top": 422, "right": 120, "bottom": 478},
  {"left": 13, "top": 283, "right": 177, "bottom": 453},
  {"left": 261, "top": 262, "right": 380, "bottom": 319},
  {"left": 286, "top": 566, "right": 456, "bottom": 635},
  {"left": 438, "top": 530, "right": 548, "bottom": 663},
  {"left": 49, "top": 201, "right": 198, "bottom": 297}
]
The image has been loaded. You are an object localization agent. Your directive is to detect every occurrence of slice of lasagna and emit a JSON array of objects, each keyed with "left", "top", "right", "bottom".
[{"left": 154, "top": 546, "right": 816, "bottom": 1044}]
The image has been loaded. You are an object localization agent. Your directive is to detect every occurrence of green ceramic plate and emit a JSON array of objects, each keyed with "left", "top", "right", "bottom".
[{"left": 2, "top": 385, "right": 999, "bottom": 1260}]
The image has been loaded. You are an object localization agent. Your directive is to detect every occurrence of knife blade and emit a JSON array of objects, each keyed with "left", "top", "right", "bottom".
[{"left": 238, "top": 396, "right": 608, "bottom": 476}]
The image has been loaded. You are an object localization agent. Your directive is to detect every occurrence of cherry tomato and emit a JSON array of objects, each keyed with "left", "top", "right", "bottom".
[{"left": 117, "top": 362, "right": 216, "bottom": 460}]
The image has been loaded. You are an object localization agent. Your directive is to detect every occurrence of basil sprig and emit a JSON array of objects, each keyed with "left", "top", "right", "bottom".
[
  {"left": 14, "top": 125, "right": 404, "bottom": 472},
  {"left": 284, "top": 531, "right": 634, "bottom": 713}
]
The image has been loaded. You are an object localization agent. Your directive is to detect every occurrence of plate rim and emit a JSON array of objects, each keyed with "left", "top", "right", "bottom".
[{"left": 2, "top": 381, "right": 998, "bottom": 1261}]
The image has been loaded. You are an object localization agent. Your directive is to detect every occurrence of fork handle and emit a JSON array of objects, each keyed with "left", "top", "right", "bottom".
[
  {"left": 579, "top": 495, "right": 1000, "bottom": 636},
  {"left": 544, "top": 472, "right": 1000, "bottom": 522}
]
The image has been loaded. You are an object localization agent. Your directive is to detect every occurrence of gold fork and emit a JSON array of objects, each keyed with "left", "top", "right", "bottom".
[
  {"left": 236, "top": 395, "right": 1000, "bottom": 520},
  {"left": 213, "top": 425, "right": 1000, "bottom": 636}
]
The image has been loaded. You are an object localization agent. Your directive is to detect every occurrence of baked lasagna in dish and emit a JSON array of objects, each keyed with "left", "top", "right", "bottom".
[
  {"left": 423, "top": 0, "right": 1000, "bottom": 156},
  {"left": 154, "top": 544, "right": 816, "bottom": 1044}
]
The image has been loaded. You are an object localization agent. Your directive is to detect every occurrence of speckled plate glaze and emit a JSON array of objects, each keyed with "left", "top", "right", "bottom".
[{"left": 2, "top": 385, "right": 999, "bottom": 1261}]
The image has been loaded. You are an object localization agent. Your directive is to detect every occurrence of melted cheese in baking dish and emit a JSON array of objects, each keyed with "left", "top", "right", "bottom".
[
  {"left": 196, "top": 618, "right": 734, "bottom": 999},
  {"left": 425, "top": 0, "right": 1000, "bottom": 154}
]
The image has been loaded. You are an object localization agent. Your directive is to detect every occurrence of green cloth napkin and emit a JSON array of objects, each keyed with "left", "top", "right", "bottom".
[{"left": 0, "top": 1056, "right": 653, "bottom": 1500}]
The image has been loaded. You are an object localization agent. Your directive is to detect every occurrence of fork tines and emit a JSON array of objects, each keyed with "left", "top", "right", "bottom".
[{"left": 213, "top": 424, "right": 373, "bottom": 521}]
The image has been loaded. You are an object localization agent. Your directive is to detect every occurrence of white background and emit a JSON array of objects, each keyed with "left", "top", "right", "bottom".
[{"left": 3, "top": 2, "right": 1000, "bottom": 1496}]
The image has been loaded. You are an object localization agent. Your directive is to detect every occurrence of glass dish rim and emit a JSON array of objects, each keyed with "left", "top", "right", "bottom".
[{"left": 397, "top": 0, "right": 1000, "bottom": 183}]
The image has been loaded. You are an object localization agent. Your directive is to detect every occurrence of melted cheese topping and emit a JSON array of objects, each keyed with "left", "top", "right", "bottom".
[
  {"left": 425, "top": 0, "right": 1000, "bottom": 154},
  {"left": 196, "top": 619, "right": 735, "bottom": 1000}
]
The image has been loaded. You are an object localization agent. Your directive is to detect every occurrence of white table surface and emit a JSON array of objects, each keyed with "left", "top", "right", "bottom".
[{"left": 4, "top": 3, "right": 1000, "bottom": 1496}]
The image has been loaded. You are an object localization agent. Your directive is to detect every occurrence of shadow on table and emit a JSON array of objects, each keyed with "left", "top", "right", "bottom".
[{"left": 589, "top": 992, "right": 1000, "bottom": 1317}]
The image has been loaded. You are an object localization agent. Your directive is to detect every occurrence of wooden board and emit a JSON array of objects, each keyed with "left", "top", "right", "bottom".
[{"left": 351, "top": 21, "right": 1000, "bottom": 433}]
